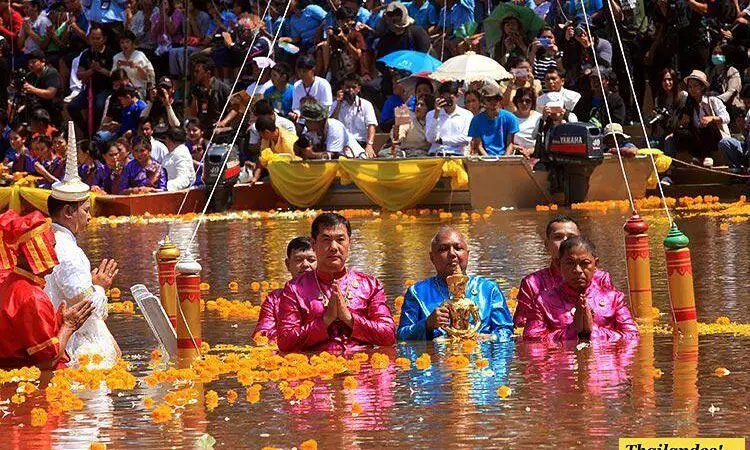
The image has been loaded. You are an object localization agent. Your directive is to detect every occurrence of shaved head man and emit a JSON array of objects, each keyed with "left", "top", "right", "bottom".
[{"left": 397, "top": 226, "right": 513, "bottom": 341}]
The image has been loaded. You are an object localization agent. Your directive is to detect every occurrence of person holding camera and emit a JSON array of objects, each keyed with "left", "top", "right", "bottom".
[
  {"left": 562, "top": 24, "right": 613, "bottom": 91},
  {"left": 189, "top": 56, "right": 231, "bottom": 133},
  {"left": 529, "top": 27, "right": 563, "bottom": 89},
  {"left": 330, "top": 74, "right": 378, "bottom": 158},
  {"left": 425, "top": 82, "right": 473, "bottom": 156},
  {"left": 23, "top": 50, "right": 63, "bottom": 125},
  {"left": 141, "top": 76, "right": 181, "bottom": 134},
  {"left": 316, "top": 7, "right": 369, "bottom": 86},
  {"left": 501, "top": 55, "right": 542, "bottom": 114}
]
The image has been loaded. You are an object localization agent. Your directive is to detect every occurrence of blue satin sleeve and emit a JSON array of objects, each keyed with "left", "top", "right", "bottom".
[
  {"left": 486, "top": 280, "right": 514, "bottom": 341},
  {"left": 397, "top": 287, "right": 438, "bottom": 341}
]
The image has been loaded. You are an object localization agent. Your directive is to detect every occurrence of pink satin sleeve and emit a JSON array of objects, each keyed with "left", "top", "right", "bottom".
[
  {"left": 350, "top": 279, "right": 396, "bottom": 347},
  {"left": 276, "top": 285, "right": 330, "bottom": 352},
  {"left": 591, "top": 291, "right": 640, "bottom": 342}
]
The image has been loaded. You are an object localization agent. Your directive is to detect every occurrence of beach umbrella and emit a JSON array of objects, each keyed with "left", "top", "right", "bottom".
[
  {"left": 378, "top": 50, "right": 443, "bottom": 74},
  {"left": 428, "top": 52, "right": 512, "bottom": 83},
  {"left": 483, "top": 3, "right": 546, "bottom": 48}
]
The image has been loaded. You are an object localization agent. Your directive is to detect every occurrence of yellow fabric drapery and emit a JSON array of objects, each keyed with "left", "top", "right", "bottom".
[
  {"left": 261, "top": 150, "right": 470, "bottom": 210},
  {"left": 338, "top": 158, "right": 468, "bottom": 211},
  {"left": 0, "top": 186, "right": 98, "bottom": 215},
  {"left": 637, "top": 148, "right": 672, "bottom": 189},
  {"left": 261, "top": 149, "right": 340, "bottom": 208}
]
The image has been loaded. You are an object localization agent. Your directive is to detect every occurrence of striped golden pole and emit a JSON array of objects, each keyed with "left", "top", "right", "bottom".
[
  {"left": 672, "top": 333, "right": 699, "bottom": 436},
  {"left": 623, "top": 212, "right": 653, "bottom": 322},
  {"left": 663, "top": 224, "right": 698, "bottom": 337},
  {"left": 176, "top": 253, "right": 202, "bottom": 361},
  {"left": 156, "top": 237, "right": 180, "bottom": 330}
]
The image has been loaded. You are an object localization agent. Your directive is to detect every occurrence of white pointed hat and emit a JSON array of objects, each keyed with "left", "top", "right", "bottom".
[{"left": 51, "top": 122, "right": 91, "bottom": 202}]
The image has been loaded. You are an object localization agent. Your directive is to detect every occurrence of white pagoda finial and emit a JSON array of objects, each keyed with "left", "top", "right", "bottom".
[{"left": 50, "top": 121, "right": 91, "bottom": 202}]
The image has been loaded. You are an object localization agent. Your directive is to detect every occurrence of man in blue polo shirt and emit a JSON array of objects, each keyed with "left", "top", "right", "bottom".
[
  {"left": 468, "top": 83, "right": 519, "bottom": 156},
  {"left": 281, "top": 0, "right": 328, "bottom": 50}
]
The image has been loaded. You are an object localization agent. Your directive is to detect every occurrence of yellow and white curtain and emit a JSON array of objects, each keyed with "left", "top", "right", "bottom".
[{"left": 260, "top": 149, "right": 469, "bottom": 211}]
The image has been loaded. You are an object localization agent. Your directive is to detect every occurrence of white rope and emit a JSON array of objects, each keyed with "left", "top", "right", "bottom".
[
  {"left": 578, "top": 0, "right": 635, "bottom": 212},
  {"left": 175, "top": 0, "right": 275, "bottom": 215},
  {"left": 603, "top": 1, "right": 673, "bottom": 224},
  {"left": 440, "top": 1, "right": 448, "bottom": 61},
  {"left": 183, "top": 0, "right": 294, "bottom": 251}
]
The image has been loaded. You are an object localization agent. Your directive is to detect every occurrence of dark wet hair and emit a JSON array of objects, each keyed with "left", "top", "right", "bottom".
[
  {"left": 559, "top": 236, "right": 597, "bottom": 259},
  {"left": 545, "top": 215, "right": 579, "bottom": 238},
  {"left": 286, "top": 236, "right": 312, "bottom": 258},
  {"left": 311, "top": 212, "right": 351, "bottom": 238}
]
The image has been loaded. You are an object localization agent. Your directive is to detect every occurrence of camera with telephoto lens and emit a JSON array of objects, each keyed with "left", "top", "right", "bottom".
[
  {"left": 7, "top": 68, "right": 29, "bottom": 97},
  {"left": 648, "top": 106, "right": 671, "bottom": 127}
]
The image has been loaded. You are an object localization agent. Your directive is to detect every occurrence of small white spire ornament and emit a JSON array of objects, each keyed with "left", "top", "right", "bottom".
[{"left": 50, "top": 121, "right": 91, "bottom": 202}]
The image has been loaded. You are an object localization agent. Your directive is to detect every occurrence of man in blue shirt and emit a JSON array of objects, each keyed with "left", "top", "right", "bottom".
[
  {"left": 116, "top": 86, "right": 146, "bottom": 137},
  {"left": 282, "top": 0, "right": 328, "bottom": 50},
  {"left": 468, "top": 83, "right": 519, "bottom": 156},
  {"left": 264, "top": 62, "right": 295, "bottom": 117},
  {"left": 397, "top": 226, "right": 514, "bottom": 341},
  {"left": 405, "top": 0, "right": 438, "bottom": 30}
]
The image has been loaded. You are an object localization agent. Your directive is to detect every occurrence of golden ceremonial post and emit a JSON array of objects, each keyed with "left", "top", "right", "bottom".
[
  {"left": 176, "top": 253, "right": 203, "bottom": 361},
  {"left": 663, "top": 224, "right": 698, "bottom": 337},
  {"left": 672, "top": 333, "right": 699, "bottom": 436},
  {"left": 156, "top": 237, "right": 180, "bottom": 330},
  {"left": 623, "top": 213, "right": 653, "bottom": 322}
]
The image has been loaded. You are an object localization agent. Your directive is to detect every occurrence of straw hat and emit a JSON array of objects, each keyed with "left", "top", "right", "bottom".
[
  {"left": 683, "top": 70, "right": 709, "bottom": 88},
  {"left": 51, "top": 122, "right": 90, "bottom": 202}
]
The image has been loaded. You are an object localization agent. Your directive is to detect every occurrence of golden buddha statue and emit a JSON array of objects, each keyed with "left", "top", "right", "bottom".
[{"left": 442, "top": 266, "right": 481, "bottom": 340}]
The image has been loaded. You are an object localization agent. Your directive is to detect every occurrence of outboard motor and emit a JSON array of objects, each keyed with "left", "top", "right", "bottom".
[
  {"left": 203, "top": 143, "right": 240, "bottom": 212},
  {"left": 546, "top": 122, "right": 604, "bottom": 205}
]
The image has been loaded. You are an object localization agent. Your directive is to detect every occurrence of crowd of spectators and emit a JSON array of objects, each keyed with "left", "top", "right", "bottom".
[{"left": 1, "top": 0, "right": 750, "bottom": 194}]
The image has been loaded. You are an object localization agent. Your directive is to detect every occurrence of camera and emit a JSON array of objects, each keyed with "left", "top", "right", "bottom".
[
  {"left": 648, "top": 106, "right": 671, "bottom": 127},
  {"left": 7, "top": 68, "right": 29, "bottom": 96},
  {"left": 192, "top": 84, "right": 210, "bottom": 101},
  {"left": 537, "top": 37, "right": 552, "bottom": 48},
  {"left": 343, "top": 91, "right": 356, "bottom": 103}
]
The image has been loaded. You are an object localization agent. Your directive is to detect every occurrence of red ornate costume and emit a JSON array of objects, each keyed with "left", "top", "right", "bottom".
[{"left": 0, "top": 211, "right": 65, "bottom": 368}]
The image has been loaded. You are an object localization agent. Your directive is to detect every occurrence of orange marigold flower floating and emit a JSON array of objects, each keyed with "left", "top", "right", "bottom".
[
  {"left": 246, "top": 384, "right": 262, "bottom": 404},
  {"left": 199, "top": 282, "right": 210, "bottom": 291},
  {"left": 446, "top": 355, "right": 470, "bottom": 370},
  {"left": 150, "top": 349, "right": 162, "bottom": 363},
  {"left": 11, "top": 393, "right": 25, "bottom": 404},
  {"left": 144, "top": 397, "right": 154, "bottom": 409},
  {"left": 719, "top": 222, "right": 729, "bottom": 231},
  {"left": 395, "top": 224, "right": 404, "bottom": 232},
  {"left": 415, "top": 353, "right": 431, "bottom": 370},
  {"left": 714, "top": 367, "right": 731, "bottom": 377},
  {"left": 270, "top": 281, "right": 280, "bottom": 290},
  {"left": 475, "top": 358, "right": 490, "bottom": 369},
  {"left": 205, "top": 390, "right": 219, "bottom": 410},
  {"left": 30, "top": 408, "right": 47, "bottom": 427},
  {"left": 253, "top": 334, "right": 269, "bottom": 347},
  {"left": 229, "top": 281, "right": 239, "bottom": 293},
  {"left": 460, "top": 339, "right": 477, "bottom": 353},
  {"left": 395, "top": 357, "right": 411, "bottom": 370},
  {"left": 251, "top": 281, "right": 260, "bottom": 291},
  {"left": 300, "top": 439, "right": 318, "bottom": 450},
  {"left": 90, "top": 443, "right": 107, "bottom": 450},
  {"left": 226, "top": 389, "right": 238, "bottom": 405},
  {"left": 497, "top": 385, "right": 512, "bottom": 399},
  {"left": 261, "top": 281, "right": 270, "bottom": 291},
  {"left": 716, "top": 316, "right": 731, "bottom": 325},
  {"left": 370, "top": 353, "right": 390, "bottom": 369},
  {"left": 351, "top": 402, "right": 363, "bottom": 416},
  {"left": 652, "top": 368, "right": 664, "bottom": 379},
  {"left": 109, "top": 288, "right": 121, "bottom": 299},
  {"left": 343, "top": 376, "right": 358, "bottom": 390},
  {"left": 151, "top": 403, "right": 172, "bottom": 423}
]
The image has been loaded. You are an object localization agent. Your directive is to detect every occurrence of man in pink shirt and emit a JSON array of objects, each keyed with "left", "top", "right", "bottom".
[
  {"left": 523, "top": 236, "right": 639, "bottom": 342},
  {"left": 252, "top": 237, "right": 317, "bottom": 342},
  {"left": 277, "top": 213, "right": 396, "bottom": 353},
  {"left": 513, "top": 215, "right": 612, "bottom": 328}
]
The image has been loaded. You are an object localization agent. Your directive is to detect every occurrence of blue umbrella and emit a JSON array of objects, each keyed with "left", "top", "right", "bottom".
[{"left": 378, "top": 50, "right": 443, "bottom": 74}]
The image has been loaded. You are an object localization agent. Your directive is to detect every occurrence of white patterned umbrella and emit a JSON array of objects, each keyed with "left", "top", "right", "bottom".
[{"left": 428, "top": 51, "right": 512, "bottom": 83}]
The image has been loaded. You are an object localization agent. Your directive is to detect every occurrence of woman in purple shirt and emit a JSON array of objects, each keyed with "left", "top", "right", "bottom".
[{"left": 119, "top": 136, "right": 167, "bottom": 194}]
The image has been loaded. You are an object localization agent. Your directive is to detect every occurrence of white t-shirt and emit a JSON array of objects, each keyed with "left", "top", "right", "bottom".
[
  {"left": 292, "top": 77, "right": 333, "bottom": 113},
  {"left": 150, "top": 137, "right": 169, "bottom": 163},
  {"left": 112, "top": 50, "right": 156, "bottom": 95},
  {"left": 537, "top": 88, "right": 582, "bottom": 113},
  {"left": 246, "top": 80, "right": 274, "bottom": 97},
  {"left": 330, "top": 97, "right": 378, "bottom": 143},
  {"left": 303, "top": 118, "right": 365, "bottom": 158},
  {"left": 514, "top": 110, "right": 543, "bottom": 149},
  {"left": 248, "top": 114, "right": 297, "bottom": 145},
  {"left": 162, "top": 143, "right": 197, "bottom": 191}
]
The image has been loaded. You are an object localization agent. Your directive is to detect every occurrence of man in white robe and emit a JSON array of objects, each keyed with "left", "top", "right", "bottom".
[{"left": 44, "top": 123, "right": 121, "bottom": 367}]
